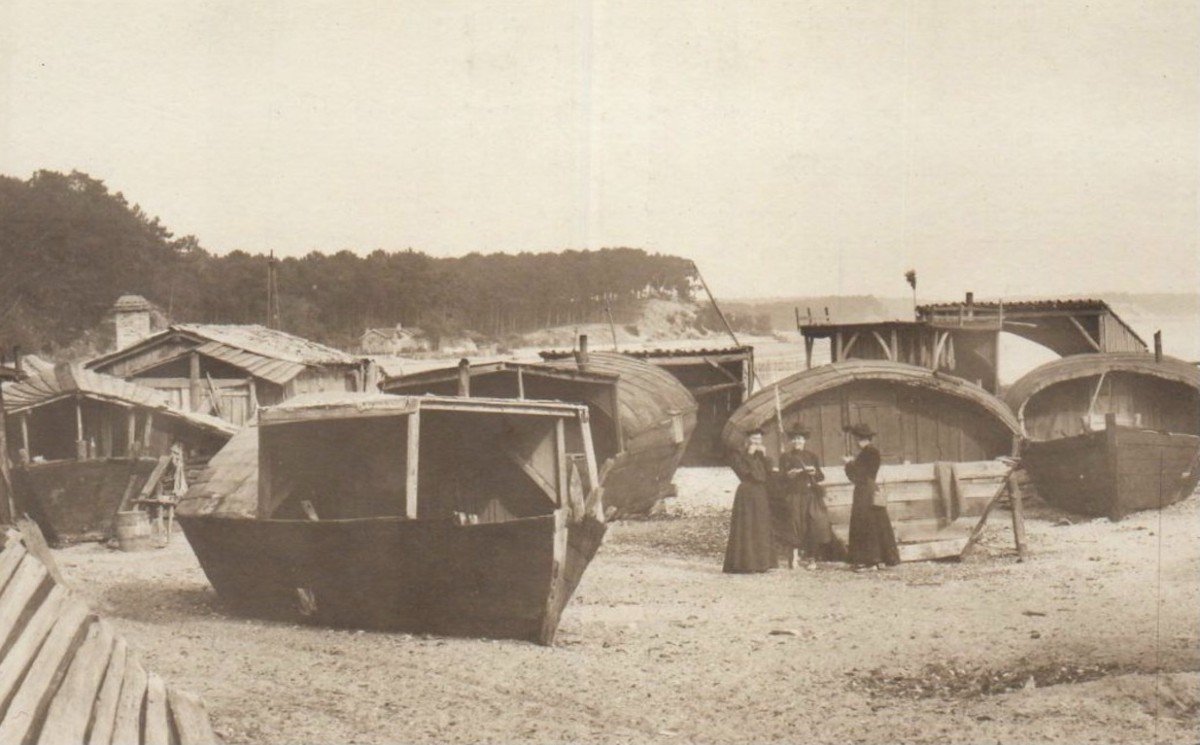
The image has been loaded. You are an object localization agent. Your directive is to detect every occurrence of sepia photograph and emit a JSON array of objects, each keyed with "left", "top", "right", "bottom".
[{"left": 0, "top": 1, "right": 1197, "bottom": 743}]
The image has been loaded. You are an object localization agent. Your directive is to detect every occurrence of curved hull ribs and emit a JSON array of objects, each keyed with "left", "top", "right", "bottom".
[{"left": 0, "top": 524, "right": 220, "bottom": 744}]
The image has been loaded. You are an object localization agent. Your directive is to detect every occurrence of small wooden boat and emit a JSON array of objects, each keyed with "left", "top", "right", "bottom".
[
  {"left": 1004, "top": 353, "right": 1200, "bottom": 519},
  {"left": 3, "top": 364, "right": 237, "bottom": 544},
  {"left": 381, "top": 336, "right": 698, "bottom": 516},
  {"left": 0, "top": 523, "right": 220, "bottom": 744},
  {"left": 723, "top": 360, "right": 1020, "bottom": 560},
  {"left": 177, "top": 393, "right": 607, "bottom": 645}
]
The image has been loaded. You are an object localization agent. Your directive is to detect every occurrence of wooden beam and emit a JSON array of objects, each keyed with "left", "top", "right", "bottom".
[
  {"left": 841, "top": 332, "right": 861, "bottom": 357},
  {"left": 188, "top": 351, "right": 202, "bottom": 412},
  {"left": 835, "top": 331, "right": 843, "bottom": 362},
  {"left": 126, "top": 411, "right": 137, "bottom": 457},
  {"left": 1067, "top": 315, "right": 1102, "bottom": 351},
  {"left": 890, "top": 328, "right": 899, "bottom": 362},
  {"left": 804, "top": 337, "right": 813, "bottom": 370},
  {"left": 1009, "top": 471, "right": 1028, "bottom": 561},
  {"left": 516, "top": 367, "right": 525, "bottom": 399},
  {"left": 555, "top": 418, "right": 567, "bottom": 502},
  {"left": 870, "top": 330, "right": 894, "bottom": 361},
  {"left": 405, "top": 412, "right": 420, "bottom": 519},
  {"left": 20, "top": 413, "right": 30, "bottom": 459}
]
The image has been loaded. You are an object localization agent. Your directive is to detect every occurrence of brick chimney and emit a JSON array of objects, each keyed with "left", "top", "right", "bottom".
[{"left": 113, "top": 295, "right": 154, "bottom": 350}]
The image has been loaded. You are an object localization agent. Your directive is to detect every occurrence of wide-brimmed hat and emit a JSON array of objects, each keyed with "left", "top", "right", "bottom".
[
  {"left": 786, "top": 427, "right": 810, "bottom": 439},
  {"left": 845, "top": 423, "right": 876, "bottom": 439}
]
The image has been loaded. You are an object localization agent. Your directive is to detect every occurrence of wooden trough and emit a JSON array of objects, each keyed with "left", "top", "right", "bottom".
[
  {"left": 381, "top": 339, "right": 697, "bottom": 516},
  {"left": 1004, "top": 352, "right": 1200, "bottom": 520},
  {"left": 178, "top": 393, "right": 607, "bottom": 645},
  {"left": 722, "top": 360, "right": 1021, "bottom": 560},
  {"left": 0, "top": 524, "right": 220, "bottom": 744}
]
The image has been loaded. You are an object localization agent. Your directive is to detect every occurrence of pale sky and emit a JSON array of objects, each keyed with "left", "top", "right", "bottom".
[{"left": 2, "top": 1, "right": 1197, "bottom": 300}]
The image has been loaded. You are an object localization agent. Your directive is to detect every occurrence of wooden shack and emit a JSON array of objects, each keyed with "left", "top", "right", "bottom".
[
  {"left": 3, "top": 363, "right": 237, "bottom": 543},
  {"left": 722, "top": 360, "right": 1020, "bottom": 559},
  {"left": 86, "top": 323, "right": 369, "bottom": 427},
  {"left": 799, "top": 295, "right": 1147, "bottom": 394},
  {"left": 382, "top": 341, "right": 698, "bottom": 516},
  {"left": 540, "top": 345, "right": 753, "bottom": 465},
  {"left": 177, "top": 393, "right": 606, "bottom": 645},
  {"left": 1004, "top": 352, "right": 1200, "bottom": 519}
]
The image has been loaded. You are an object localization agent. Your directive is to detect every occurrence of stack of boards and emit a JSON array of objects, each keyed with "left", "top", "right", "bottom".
[{"left": 0, "top": 527, "right": 219, "bottom": 745}]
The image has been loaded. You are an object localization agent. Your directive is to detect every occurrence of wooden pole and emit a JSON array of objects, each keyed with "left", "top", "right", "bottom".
[
  {"left": 19, "top": 413, "right": 30, "bottom": 463},
  {"left": 516, "top": 367, "right": 525, "bottom": 399},
  {"left": 126, "top": 410, "right": 137, "bottom": 457},
  {"left": 405, "top": 411, "right": 420, "bottom": 519},
  {"left": 189, "top": 352, "right": 202, "bottom": 412},
  {"left": 142, "top": 412, "right": 153, "bottom": 449},
  {"left": 690, "top": 261, "right": 741, "bottom": 348},
  {"left": 0, "top": 385, "right": 12, "bottom": 524},
  {"left": 1009, "top": 471, "right": 1028, "bottom": 561},
  {"left": 75, "top": 398, "right": 87, "bottom": 460},
  {"left": 457, "top": 359, "right": 471, "bottom": 397},
  {"left": 1154, "top": 330, "right": 1162, "bottom": 362}
]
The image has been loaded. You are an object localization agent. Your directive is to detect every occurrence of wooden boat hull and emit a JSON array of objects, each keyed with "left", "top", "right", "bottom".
[
  {"left": 1021, "top": 426, "right": 1200, "bottom": 520},
  {"left": 12, "top": 458, "right": 160, "bottom": 544},
  {"left": 179, "top": 508, "right": 605, "bottom": 644},
  {"left": 819, "top": 460, "right": 1012, "bottom": 561}
]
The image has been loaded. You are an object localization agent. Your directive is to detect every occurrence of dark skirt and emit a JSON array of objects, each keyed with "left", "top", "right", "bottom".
[
  {"left": 802, "top": 488, "right": 847, "bottom": 561},
  {"left": 724, "top": 483, "right": 776, "bottom": 573},
  {"left": 771, "top": 487, "right": 806, "bottom": 551},
  {"left": 848, "top": 488, "right": 900, "bottom": 566}
]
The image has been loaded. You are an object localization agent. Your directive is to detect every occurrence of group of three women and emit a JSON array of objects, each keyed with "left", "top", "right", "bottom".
[{"left": 723, "top": 423, "right": 900, "bottom": 574}]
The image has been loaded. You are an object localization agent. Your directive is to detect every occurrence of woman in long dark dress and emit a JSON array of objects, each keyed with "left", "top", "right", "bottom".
[
  {"left": 779, "top": 428, "right": 845, "bottom": 568},
  {"left": 724, "top": 429, "right": 777, "bottom": 574},
  {"left": 843, "top": 423, "right": 900, "bottom": 570}
]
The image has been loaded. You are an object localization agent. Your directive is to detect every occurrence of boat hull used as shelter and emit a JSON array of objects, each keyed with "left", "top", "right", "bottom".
[
  {"left": 3, "top": 364, "right": 237, "bottom": 544},
  {"left": 177, "top": 393, "right": 607, "bottom": 644},
  {"left": 381, "top": 342, "right": 698, "bottom": 516},
  {"left": 1004, "top": 353, "right": 1200, "bottom": 519},
  {"left": 539, "top": 345, "right": 753, "bottom": 465},
  {"left": 722, "top": 360, "right": 1020, "bottom": 559}
]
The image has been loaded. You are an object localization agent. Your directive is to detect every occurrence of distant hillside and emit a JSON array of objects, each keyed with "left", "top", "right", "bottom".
[
  {"left": 0, "top": 170, "right": 696, "bottom": 357},
  {"left": 722, "top": 295, "right": 914, "bottom": 329}
]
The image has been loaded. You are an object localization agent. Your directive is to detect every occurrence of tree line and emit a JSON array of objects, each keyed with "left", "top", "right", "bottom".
[{"left": 0, "top": 170, "right": 698, "bottom": 356}]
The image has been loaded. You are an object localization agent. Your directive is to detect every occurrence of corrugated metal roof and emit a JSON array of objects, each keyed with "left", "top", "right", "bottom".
[
  {"left": 192, "top": 341, "right": 308, "bottom": 386},
  {"left": 540, "top": 345, "right": 752, "bottom": 361},
  {"left": 917, "top": 297, "right": 1147, "bottom": 347},
  {"left": 2, "top": 363, "right": 238, "bottom": 438}
]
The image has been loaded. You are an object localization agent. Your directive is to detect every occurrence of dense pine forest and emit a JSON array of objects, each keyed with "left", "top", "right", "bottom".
[{"left": 0, "top": 171, "right": 698, "bottom": 355}]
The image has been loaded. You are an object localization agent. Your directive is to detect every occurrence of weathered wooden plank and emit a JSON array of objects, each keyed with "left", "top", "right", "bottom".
[
  {"left": 898, "top": 538, "right": 968, "bottom": 562},
  {"left": 144, "top": 672, "right": 172, "bottom": 745},
  {"left": 0, "top": 585, "right": 68, "bottom": 714},
  {"left": 37, "top": 620, "right": 116, "bottom": 745},
  {"left": 0, "top": 555, "right": 50, "bottom": 653},
  {"left": 87, "top": 636, "right": 128, "bottom": 745},
  {"left": 0, "top": 599, "right": 92, "bottom": 745},
  {"left": 111, "top": 654, "right": 148, "bottom": 745},
  {"left": 166, "top": 687, "right": 218, "bottom": 745},
  {"left": 0, "top": 541, "right": 28, "bottom": 595}
]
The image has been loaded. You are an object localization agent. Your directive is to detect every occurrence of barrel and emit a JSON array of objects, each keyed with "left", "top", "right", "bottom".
[{"left": 113, "top": 510, "right": 155, "bottom": 552}]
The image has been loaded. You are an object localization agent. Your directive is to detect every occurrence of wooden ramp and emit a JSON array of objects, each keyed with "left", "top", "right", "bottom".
[{"left": 0, "top": 526, "right": 220, "bottom": 745}]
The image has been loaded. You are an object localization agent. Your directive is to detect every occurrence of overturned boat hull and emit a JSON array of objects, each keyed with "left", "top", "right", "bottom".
[
  {"left": 179, "top": 508, "right": 605, "bottom": 644},
  {"left": 13, "top": 457, "right": 160, "bottom": 544},
  {"left": 1021, "top": 426, "right": 1200, "bottom": 520}
]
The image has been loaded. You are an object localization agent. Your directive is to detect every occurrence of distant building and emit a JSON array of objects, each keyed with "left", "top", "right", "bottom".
[
  {"left": 359, "top": 324, "right": 430, "bottom": 354},
  {"left": 87, "top": 310, "right": 369, "bottom": 426}
]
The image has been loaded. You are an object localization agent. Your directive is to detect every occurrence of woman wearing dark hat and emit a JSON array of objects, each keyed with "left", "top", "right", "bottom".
[
  {"left": 843, "top": 423, "right": 900, "bottom": 570},
  {"left": 724, "top": 428, "right": 777, "bottom": 573},
  {"left": 779, "top": 427, "right": 845, "bottom": 569}
]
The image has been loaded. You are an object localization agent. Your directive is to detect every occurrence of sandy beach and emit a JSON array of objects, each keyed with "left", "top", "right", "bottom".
[{"left": 53, "top": 468, "right": 1198, "bottom": 745}]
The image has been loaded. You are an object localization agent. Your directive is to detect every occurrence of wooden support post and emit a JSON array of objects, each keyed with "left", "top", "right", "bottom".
[
  {"left": 1154, "top": 330, "right": 1162, "bottom": 362},
  {"left": 188, "top": 351, "right": 202, "bottom": 412},
  {"left": 835, "top": 332, "right": 843, "bottom": 363},
  {"left": 516, "top": 367, "right": 525, "bottom": 399},
  {"left": 555, "top": 418, "right": 567, "bottom": 505},
  {"left": 890, "top": 328, "right": 899, "bottom": 362},
  {"left": 126, "top": 410, "right": 137, "bottom": 457},
  {"left": 75, "top": 398, "right": 86, "bottom": 460},
  {"left": 405, "top": 411, "right": 420, "bottom": 519},
  {"left": 1009, "top": 471, "right": 1028, "bottom": 561},
  {"left": 247, "top": 378, "right": 259, "bottom": 417},
  {"left": 142, "top": 412, "right": 153, "bottom": 449},
  {"left": 457, "top": 358, "right": 471, "bottom": 397},
  {"left": 803, "top": 337, "right": 813, "bottom": 370},
  {"left": 0, "top": 386, "right": 11, "bottom": 524},
  {"left": 19, "top": 413, "right": 30, "bottom": 464}
]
